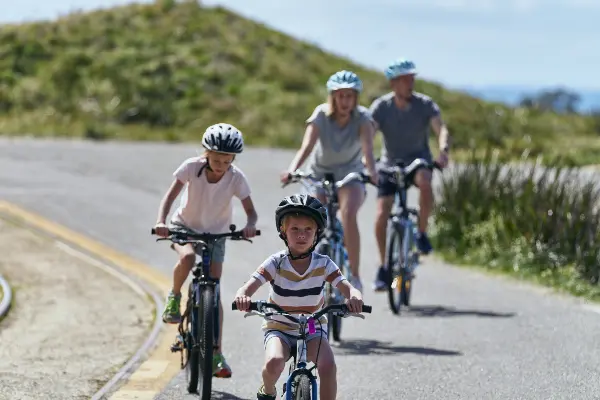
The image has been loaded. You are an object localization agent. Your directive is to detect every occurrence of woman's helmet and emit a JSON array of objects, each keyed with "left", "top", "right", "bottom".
[
  {"left": 384, "top": 58, "right": 418, "bottom": 80},
  {"left": 201, "top": 123, "right": 244, "bottom": 154},
  {"left": 326, "top": 70, "right": 363, "bottom": 93}
]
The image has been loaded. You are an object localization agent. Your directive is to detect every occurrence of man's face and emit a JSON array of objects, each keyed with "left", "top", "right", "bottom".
[{"left": 390, "top": 74, "right": 416, "bottom": 99}]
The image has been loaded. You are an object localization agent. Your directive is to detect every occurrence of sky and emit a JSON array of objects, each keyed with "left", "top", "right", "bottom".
[{"left": 1, "top": 0, "right": 599, "bottom": 91}]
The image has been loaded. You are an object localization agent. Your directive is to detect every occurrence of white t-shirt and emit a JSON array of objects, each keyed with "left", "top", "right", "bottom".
[{"left": 170, "top": 157, "right": 251, "bottom": 234}]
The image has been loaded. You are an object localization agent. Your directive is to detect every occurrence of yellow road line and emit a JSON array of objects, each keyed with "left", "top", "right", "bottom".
[{"left": 0, "top": 200, "right": 183, "bottom": 399}]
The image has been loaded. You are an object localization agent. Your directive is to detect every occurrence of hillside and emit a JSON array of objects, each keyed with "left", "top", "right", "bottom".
[{"left": 1, "top": 0, "right": 599, "bottom": 165}]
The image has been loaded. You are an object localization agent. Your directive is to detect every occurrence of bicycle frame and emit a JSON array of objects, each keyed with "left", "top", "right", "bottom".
[{"left": 232, "top": 301, "right": 372, "bottom": 400}]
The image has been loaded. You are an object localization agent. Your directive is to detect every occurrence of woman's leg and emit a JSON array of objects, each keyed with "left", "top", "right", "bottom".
[{"left": 337, "top": 182, "right": 366, "bottom": 287}]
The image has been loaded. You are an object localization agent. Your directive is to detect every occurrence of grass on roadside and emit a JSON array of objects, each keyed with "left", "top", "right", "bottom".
[
  {"left": 1, "top": 1, "right": 600, "bottom": 165},
  {"left": 431, "top": 146, "right": 600, "bottom": 302}
]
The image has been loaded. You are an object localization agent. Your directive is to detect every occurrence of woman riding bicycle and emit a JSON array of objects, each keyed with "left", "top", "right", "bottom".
[{"left": 280, "top": 70, "right": 377, "bottom": 292}]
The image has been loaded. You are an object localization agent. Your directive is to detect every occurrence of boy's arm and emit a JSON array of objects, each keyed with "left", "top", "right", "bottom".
[
  {"left": 336, "top": 279, "right": 362, "bottom": 300},
  {"left": 235, "top": 276, "right": 263, "bottom": 297}
]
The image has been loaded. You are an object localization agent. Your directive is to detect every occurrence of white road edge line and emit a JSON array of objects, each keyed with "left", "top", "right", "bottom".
[
  {"left": 52, "top": 240, "right": 164, "bottom": 400},
  {"left": 0, "top": 274, "right": 13, "bottom": 319}
]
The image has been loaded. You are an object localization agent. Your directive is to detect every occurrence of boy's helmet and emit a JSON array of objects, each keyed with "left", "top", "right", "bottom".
[
  {"left": 275, "top": 194, "right": 327, "bottom": 235},
  {"left": 201, "top": 123, "right": 244, "bottom": 154}
]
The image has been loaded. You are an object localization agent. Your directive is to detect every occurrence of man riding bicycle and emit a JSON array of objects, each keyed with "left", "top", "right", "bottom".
[{"left": 369, "top": 58, "right": 451, "bottom": 292}]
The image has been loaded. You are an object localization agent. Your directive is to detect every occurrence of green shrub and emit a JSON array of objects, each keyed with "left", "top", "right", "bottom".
[{"left": 432, "top": 147, "right": 600, "bottom": 299}]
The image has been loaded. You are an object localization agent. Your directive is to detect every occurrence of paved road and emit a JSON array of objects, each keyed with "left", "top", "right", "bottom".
[{"left": 1, "top": 137, "right": 599, "bottom": 400}]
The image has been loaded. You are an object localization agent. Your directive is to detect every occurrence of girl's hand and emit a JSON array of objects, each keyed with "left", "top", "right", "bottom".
[
  {"left": 242, "top": 224, "right": 257, "bottom": 238},
  {"left": 153, "top": 222, "right": 169, "bottom": 238}
]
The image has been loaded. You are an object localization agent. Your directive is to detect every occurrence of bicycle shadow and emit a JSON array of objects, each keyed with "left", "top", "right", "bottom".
[
  {"left": 212, "top": 391, "right": 252, "bottom": 400},
  {"left": 333, "top": 339, "right": 462, "bottom": 357},
  {"left": 405, "top": 305, "right": 516, "bottom": 318}
]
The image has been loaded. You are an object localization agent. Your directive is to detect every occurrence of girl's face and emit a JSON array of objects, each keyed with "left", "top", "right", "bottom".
[
  {"left": 332, "top": 89, "right": 357, "bottom": 116},
  {"left": 206, "top": 151, "right": 235, "bottom": 175},
  {"left": 282, "top": 215, "right": 317, "bottom": 255}
]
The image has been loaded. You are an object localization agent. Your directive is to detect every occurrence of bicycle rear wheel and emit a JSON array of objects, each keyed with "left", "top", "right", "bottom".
[
  {"left": 317, "top": 241, "right": 341, "bottom": 342},
  {"left": 185, "top": 292, "right": 200, "bottom": 393},
  {"left": 198, "top": 285, "right": 215, "bottom": 400},
  {"left": 386, "top": 227, "right": 404, "bottom": 314}
]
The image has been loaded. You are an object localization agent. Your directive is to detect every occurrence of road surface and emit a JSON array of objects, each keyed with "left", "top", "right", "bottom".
[{"left": 1, "top": 137, "right": 599, "bottom": 399}]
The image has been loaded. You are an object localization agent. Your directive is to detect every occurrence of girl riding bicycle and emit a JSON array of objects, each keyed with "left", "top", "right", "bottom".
[
  {"left": 280, "top": 70, "right": 377, "bottom": 292},
  {"left": 233, "top": 194, "right": 363, "bottom": 400},
  {"left": 153, "top": 123, "right": 258, "bottom": 379}
]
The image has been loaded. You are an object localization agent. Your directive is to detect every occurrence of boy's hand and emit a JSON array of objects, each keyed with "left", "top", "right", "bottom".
[
  {"left": 234, "top": 292, "right": 252, "bottom": 311},
  {"left": 345, "top": 288, "right": 363, "bottom": 314},
  {"left": 242, "top": 223, "right": 257, "bottom": 238}
]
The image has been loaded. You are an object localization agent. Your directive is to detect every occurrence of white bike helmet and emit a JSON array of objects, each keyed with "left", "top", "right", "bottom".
[{"left": 201, "top": 123, "right": 244, "bottom": 154}]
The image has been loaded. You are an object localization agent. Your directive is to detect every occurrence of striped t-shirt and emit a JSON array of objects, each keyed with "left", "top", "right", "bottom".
[{"left": 251, "top": 250, "right": 346, "bottom": 336}]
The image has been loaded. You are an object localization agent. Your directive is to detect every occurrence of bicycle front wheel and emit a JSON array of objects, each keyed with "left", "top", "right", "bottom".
[
  {"left": 198, "top": 285, "right": 215, "bottom": 400},
  {"left": 386, "top": 227, "right": 404, "bottom": 314},
  {"left": 293, "top": 373, "right": 312, "bottom": 400}
]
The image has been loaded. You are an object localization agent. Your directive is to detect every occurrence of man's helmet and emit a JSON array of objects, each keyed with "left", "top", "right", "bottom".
[
  {"left": 384, "top": 58, "right": 418, "bottom": 80},
  {"left": 326, "top": 70, "right": 363, "bottom": 93},
  {"left": 275, "top": 194, "right": 327, "bottom": 236},
  {"left": 201, "top": 123, "right": 244, "bottom": 154}
]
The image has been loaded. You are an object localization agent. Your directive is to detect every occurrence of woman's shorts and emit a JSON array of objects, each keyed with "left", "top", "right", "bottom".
[{"left": 168, "top": 221, "right": 227, "bottom": 263}]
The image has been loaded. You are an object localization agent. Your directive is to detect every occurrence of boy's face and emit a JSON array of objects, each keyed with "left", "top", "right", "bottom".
[{"left": 283, "top": 215, "right": 317, "bottom": 255}]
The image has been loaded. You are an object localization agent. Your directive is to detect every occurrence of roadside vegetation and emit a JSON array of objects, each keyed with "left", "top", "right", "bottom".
[
  {"left": 1, "top": 0, "right": 600, "bottom": 165},
  {"left": 432, "top": 148, "right": 600, "bottom": 301}
]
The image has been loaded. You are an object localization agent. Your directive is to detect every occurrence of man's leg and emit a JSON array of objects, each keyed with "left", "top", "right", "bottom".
[
  {"left": 373, "top": 170, "right": 396, "bottom": 292},
  {"left": 413, "top": 167, "right": 434, "bottom": 254}
]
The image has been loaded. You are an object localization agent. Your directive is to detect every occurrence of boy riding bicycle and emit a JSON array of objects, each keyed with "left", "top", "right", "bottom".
[
  {"left": 153, "top": 123, "right": 258, "bottom": 378},
  {"left": 233, "top": 194, "right": 363, "bottom": 400}
]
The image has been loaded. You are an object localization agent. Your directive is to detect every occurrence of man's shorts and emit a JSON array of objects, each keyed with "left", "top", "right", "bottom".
[
  {"left": 168, "top": 221, "right": 226, "bottom": 263},
  {"left": 264, "top": 329, "right": 327, "bottom": 360},
  {"left": 376, "top": 157, "right": 432, "bottom": 198}
]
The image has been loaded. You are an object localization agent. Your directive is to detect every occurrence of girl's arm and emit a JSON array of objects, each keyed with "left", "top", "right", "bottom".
[
  {"left": 156, "top": 179, "right": 184, "bottom": 224},
  {"left": 241, "top": 196, "right": 258, "bottom": 227},
  {"left": 359, "top": 121, "right": 377, "bottom": 183}
]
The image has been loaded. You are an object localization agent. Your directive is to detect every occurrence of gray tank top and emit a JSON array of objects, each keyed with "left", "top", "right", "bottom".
[{"left": 305, "top": 103, "right": 373, "bottom": 181}]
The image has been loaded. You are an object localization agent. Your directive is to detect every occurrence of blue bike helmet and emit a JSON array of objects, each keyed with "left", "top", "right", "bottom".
[
  {"left": 384, "top": 58, "right": 418, "bottom": 80},
  {"left": 326, "top": 70, "right": 363, "bottom": 93}
]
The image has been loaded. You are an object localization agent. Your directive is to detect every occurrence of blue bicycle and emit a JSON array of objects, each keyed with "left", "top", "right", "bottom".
[
  {"left": 378, "top": 158, "right": 441, "bottom": 314},
  {"left": 284, "top": 170, "right": 373, "bottom": 342},
  {"left": 232, "top": 300, "right": 372, "bottom": 399},
  {"left": 152, "top": 224, "right": 260, "bottom": 399}
]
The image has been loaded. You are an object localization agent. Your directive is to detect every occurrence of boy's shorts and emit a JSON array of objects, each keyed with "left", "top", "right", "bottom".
[
  {"left": 264, "top": 329, "right": 327, "bottom": 360},
  {"left": 167, "top": 221, "right": 226, "bottom": 263}
]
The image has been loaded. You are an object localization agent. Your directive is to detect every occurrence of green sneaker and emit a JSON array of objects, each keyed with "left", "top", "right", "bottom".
[
  {"left": 162, "top": 292, "right": 181, "bottom": 324},
  {"left": 213, "top": 353, "right": 232, "bottom": 378}
]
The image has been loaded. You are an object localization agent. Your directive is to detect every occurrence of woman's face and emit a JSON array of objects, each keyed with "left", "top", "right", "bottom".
[
  {"left": 283, "top": 215, "right": 317, "bottom": 255},
  {"left": 333, "top": 89, "right": 357, "bottom": 116},
  {"left": 207, "top": 151, "right": 234, "bottom": 175}
]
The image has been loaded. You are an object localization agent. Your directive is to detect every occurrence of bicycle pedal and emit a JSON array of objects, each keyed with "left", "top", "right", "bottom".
[{"left": 170, "top": 344, "right": 182, "bottom": 353}]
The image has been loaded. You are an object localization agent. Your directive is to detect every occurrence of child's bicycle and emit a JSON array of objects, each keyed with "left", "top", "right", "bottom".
[
  {"left": 283, "top": 170, "right": 374, "bottom": 342},
  {"left": 231, "top": 300, "right": 372, "bottom": 399},
  {"left": 151, "top": 224, "right": 260, "bottom": 399},
  {"left": 378, "top": 158, "right": 441, "bottom": 314}
]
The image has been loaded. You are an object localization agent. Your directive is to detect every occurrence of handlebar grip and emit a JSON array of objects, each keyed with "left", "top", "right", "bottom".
[
  {"left": 231, "top": 301, "right": 259, "bottom": 311},
  {"left": 256, "top": 230, "right": 261, "bottom": 236},
  {"left": 362, "top": 305, "right": 372, "bottom": 313},
  {"left": 151, "top": 228, "right": 156, "bottom": 235}
]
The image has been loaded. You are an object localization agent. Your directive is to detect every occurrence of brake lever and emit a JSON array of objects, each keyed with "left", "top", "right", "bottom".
[
  {"left": 346, "top": 313, "right": 366, "bottom": 319},
  {"left": 243, "top": 311, "right": 263, "bottom": 318}
]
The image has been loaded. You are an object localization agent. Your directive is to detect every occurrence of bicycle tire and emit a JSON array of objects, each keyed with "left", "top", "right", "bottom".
[
  {"left": 185, "top": 286, "right": 200, "bottom": 393},
  {"left": 386, "top": 227, "right": 403, "bottom": 314},
  {"left": 317, "top": 241, "right": 339, "bottom": 342},
  {"left": 198, "top": 285, "right": 215, "bottom": 400},
  {"left": 293, "top": 373, "right": 312, "bottom": 400},
  {"left": 330, "top": 240, "right": 345, "bottom": 342}
]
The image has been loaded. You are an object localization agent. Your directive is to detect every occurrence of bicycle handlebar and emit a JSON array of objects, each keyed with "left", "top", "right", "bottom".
[
  {"left": 283, "top": 170, "right": 376, "bottom": 189},
  {"left": 151, "top": 224, "right": 261, "bottom": 244},
  {"left": 377, "top": 158, "right": 443, "bottom": 176},
  {"left": 231, "top": 300, "right": 372, "bottom": 323}
]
